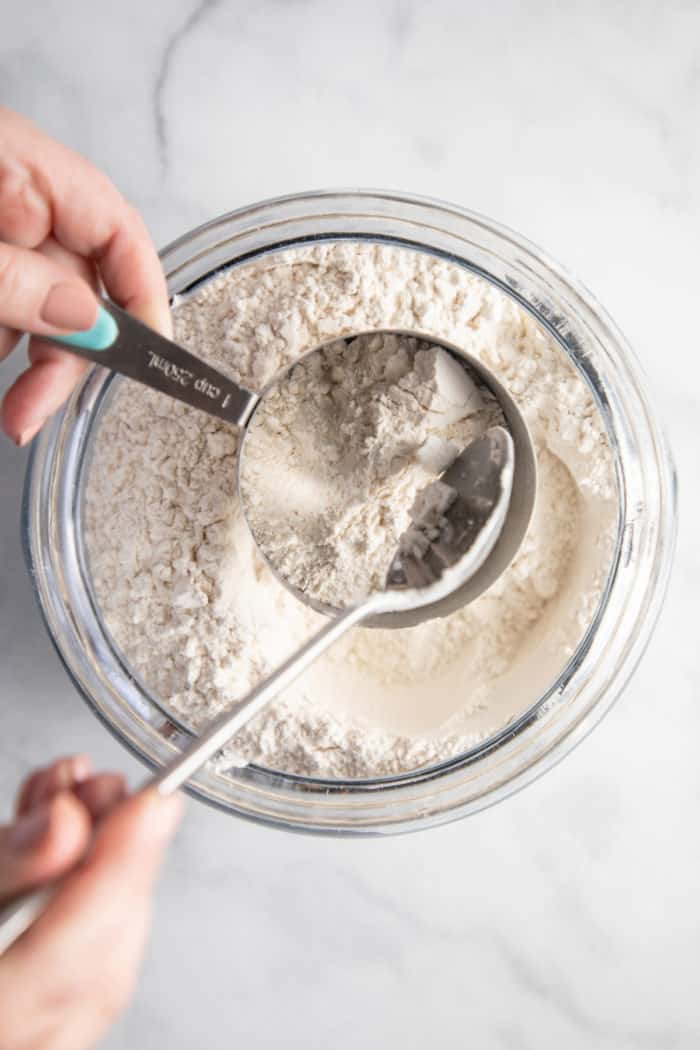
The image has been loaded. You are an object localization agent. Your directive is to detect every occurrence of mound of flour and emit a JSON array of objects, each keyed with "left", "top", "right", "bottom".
[
  {"left": 85, "top": 241, "right": 617, "bottom": 778},
  {"left": 240, "top": 333, "right": 504, "bottom": 608}
]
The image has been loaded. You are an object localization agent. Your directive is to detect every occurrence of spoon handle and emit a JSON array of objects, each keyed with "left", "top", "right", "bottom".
[
  {"left": 0, "top": 602, "right": 374, "bottom": 956},
  {"left": 151, "top": 602, "right": 371, "bottom": 793},
  {"left": 46, "top": 297, "right": 258, "bottom": 427}
]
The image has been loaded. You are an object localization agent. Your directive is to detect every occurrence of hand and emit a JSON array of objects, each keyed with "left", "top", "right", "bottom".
[
  {"left": 0, "top": 108, "right": 170, "bottom": 445},
  {"left": 0, "top": 755, "right": 183, "bottom": 1050}
]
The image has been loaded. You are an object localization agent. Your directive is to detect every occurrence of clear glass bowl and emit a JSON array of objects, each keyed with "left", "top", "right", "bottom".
[{"left": 22, "top": 191, "right": 677, "bottom": 835}]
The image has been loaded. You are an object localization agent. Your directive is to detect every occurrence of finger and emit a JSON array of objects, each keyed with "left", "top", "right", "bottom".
[
  {"left": 14, "top": 770, "right": 44, "bottom": 817},
  {"left": 0, "top": 235, "right": 95, "bottom": 365},
  {"left": 0, "top": 791, "right": 182, "bottom": 1049},
  {"left": 1, "top": 236, "right": 101, "bottom": 444},
  {"left": 0, "top": 150, "right": 52, "bottom": 247},
  {"left": 0, "top": 324, "right": 21, "bottom": 361},
  {"left": 0, "top": 235, "right": 94, "bottom": 365},
  {"left": 15, "top": 755, "right": 92, "bottom": 817},
  {"left": 1, "top": 347, "right": 91, "bottom": 445},
  {"left": 73, "top": 774, "right": 126, "bottom": 822},
  {"left": 0, "top": 240, "right": 97, "bottom": 335},
  {"left": 7, "top": 790, "right": 182, "bottom": 969},
  {"left": 38, "top": 232, "right": 99, "bottom": 286},
  {"left": 0, "top": 109, "right": 171, "bottom": 335},
  {"left": 78, "top": 789, "right": 184, "bottom": 896},
  {"left": 28, "top": 790, "right": 182, "bottom": 930},
  {"left": 0, "top": 792, "right": 91, "bottom": 900}
]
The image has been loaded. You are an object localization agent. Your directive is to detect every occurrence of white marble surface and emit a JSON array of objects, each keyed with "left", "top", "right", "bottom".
[{"left": 0, "top": 1, "right": 698, "bottom": 1046}]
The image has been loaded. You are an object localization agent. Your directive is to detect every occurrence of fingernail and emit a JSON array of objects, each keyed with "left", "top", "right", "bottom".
[
  {"left": 14, "top": 420, "right": 45, "bottom": 447},
  {"left": 55, "top": 755, "right": 91, "bottom": 791},
  {"left": 70, "top": 755, "right": 92, "bottom": 783},
  {"left": 40, "top": 282, "right": 97, "bottom": 331},
  {"left": 9, "top": 807, "right": 49, "bottom": 851}
]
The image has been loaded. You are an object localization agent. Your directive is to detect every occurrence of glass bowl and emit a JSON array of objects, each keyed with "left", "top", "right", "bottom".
[{"left": 22, "top": 191, "right": 677, "bottom": 835}]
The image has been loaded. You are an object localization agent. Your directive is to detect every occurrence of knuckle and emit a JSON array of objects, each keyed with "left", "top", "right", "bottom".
[
  {"left": 0, "top": 244, "right": 23, "bottom": 302},
  {"left": 0, "top": 160, "right": 45, "bottom": 243},
  {"left": 0, "top": 165, "right": 27, "bottom": 216}
]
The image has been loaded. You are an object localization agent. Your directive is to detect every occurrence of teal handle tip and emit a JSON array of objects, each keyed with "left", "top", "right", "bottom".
[{"left": 53, "top": 305, "right": 118, "bottom": 351}]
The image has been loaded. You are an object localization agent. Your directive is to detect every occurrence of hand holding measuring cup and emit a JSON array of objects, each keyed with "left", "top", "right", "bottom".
[{"left": 0, "top": 106, "right": 170, "bottom": 446}]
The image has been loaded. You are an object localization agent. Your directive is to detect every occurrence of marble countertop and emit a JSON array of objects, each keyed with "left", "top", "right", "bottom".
[{"left": 1, "top": 2, "right": 697, "bottom": 1047}]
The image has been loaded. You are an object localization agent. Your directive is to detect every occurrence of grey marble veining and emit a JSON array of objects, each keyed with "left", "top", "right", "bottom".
[{"left": 1, "top": 2, "right": 698, "bottom": 1047}]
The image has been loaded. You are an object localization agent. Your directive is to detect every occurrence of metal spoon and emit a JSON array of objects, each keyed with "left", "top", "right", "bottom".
[
  {"left": 45, "top": 299, "right": 536, "bottom": 625},
  {"left": 0, "top": 425, "right": 513, "bottom": 957}
]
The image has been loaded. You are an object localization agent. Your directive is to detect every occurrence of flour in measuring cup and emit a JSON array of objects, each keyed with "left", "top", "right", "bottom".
[{"left": 239, "top": 332, "right": 505, "bottom": 609}]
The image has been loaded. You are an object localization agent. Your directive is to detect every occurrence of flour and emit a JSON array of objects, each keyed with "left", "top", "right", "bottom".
[
  {"left": 239, "top": 333, "right": 503, "bottom": 608},
  {"left": 85, "top": 240, "right": 618, "bottom": 779}
]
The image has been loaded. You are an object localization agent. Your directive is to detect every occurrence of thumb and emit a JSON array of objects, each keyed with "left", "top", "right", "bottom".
[
  {"left": 130, "top": 295, "right": 172, "bottom": 340},
  {"left": 0, "top": 240, "right": 98, "bottom": 336},
  {"left": 44, "top": 788, "right": 184, "bottom": 926},
  {"left": 3, "top": 789, "right": 182, "bottom": 970},
  {"left": 87, "top": 788, "right": 183, "bottom": 891},
  {"left": 0, "top": 792, "right": 91, "bottom": 900},
  {"left": 12, "top": 789, "right": 183, "bottom": 960}
]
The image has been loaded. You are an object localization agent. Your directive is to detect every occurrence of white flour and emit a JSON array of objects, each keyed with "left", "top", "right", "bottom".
[
  {"left": 85, "top": 241, "right": 618, "bottom": 778},
  {"left": 240, "top": 333, "right": 503, "bottom": 609}
]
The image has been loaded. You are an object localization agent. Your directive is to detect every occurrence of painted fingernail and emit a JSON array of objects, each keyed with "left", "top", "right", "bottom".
[
  {"left": 9, "top": 807, "right": 49, "bottom": 851},
  {"left": 40, "top": 282, "right": 97, "bottom": 331}
]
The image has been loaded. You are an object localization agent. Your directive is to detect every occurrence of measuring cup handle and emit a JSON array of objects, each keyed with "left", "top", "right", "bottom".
[{"left": 46, "top": 297, "right": 258, "bottom": 427}]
